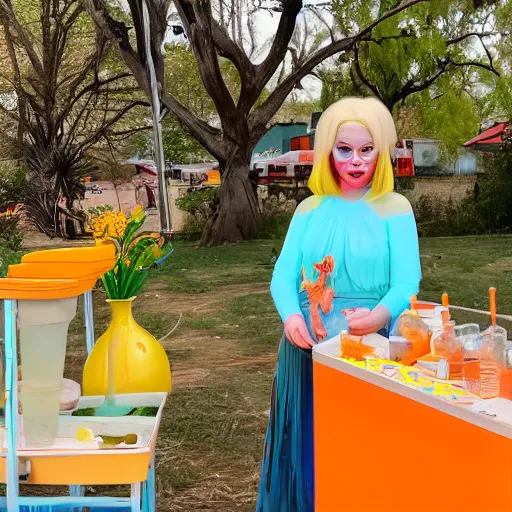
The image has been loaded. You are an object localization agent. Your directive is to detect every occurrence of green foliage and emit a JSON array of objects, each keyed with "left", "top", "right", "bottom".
[
  {"left": 479, "top": 76, "right": 512, "bottom": 122},
  {"left": 0, "top": 245, "right": 22, "bottom": 277},
  {"left": 85, "top": 204, "right": 114, "bottom": 216},
  {"left": 0, "top": 212, "right": 22, "bottom": 277},
  {"left": 99, "top": 207, "right": 174, "bottom": 299},
  {"left": 394, "top": 176, "right": 415, "bottom": 195},
  {"left": 175, "top": 188, "right": 219, "bottom": 213},
  {"left": 0, "top": 165, "right": 27, "bottom": 205},
  {"left": 413, "top": 151, "right": 512, "bottom": 237},
  {"left": 467, "top": 151, "right": 512, "bottom": 233},
  {"left": 411, "top": 82, "right": 481, "bottom": 160},
  {"left": 130, "top": 117, "right": 211, "bottom": 164},
  {"left": 272, "top": 96, "right": 321, "bottom": 124},
  {"left": 323, "top": 0, "right": 500, "bottom": 156},
  {"left": 258, "top": 212, "right": 293, "bottom": 240},
  {"left": 161, "top": 117, "right": 211, "bottom": 163},
  {"left": 0, "top": 213, "right": 23, "bottom": 252}
]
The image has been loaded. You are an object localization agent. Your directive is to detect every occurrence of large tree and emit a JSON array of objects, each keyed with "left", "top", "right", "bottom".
[
  {"left": 0, "top": 0, "right": 147, "bottom": 237},
  {"left": 318, "top": 0, "right": 510, "bottom": 156},
  {"left": 84, "top": 0, "right": 444, "bottom": 245}
]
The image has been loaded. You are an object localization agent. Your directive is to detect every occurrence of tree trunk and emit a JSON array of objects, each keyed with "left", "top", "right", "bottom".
[{"left": 201, "top": 150, "right": 259, "bottom": 246}]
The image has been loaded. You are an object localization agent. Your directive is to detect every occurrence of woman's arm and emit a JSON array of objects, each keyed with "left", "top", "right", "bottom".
[
  {"left": 378, "top": 199, "right": 422, "bottom": 323},
  {"left": 349, "top": 194, "right": 421, "bottom": 335},
  {"left": 270, "top": 196, "right": 319, "bottom": 323}
]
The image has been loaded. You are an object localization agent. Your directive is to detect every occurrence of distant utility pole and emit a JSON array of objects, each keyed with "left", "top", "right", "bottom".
[{"left": 141, "top": 0, "right": 172, "bottom": 237}]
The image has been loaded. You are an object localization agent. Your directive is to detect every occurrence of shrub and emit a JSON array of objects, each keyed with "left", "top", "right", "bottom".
[
  {"left": 175, "top": 188, "right": 219, "bottom": 213},
  {"left": 414, "top": 150, "right": 512, "bottom": 237},
  {"left": 0, "top": 165, "right": 26, "bottom": 205},
  {"left": 258, "top": 212, "right": 293, "bottom": 239},
  {"left": 394, "top": 176, "right": 415, "bottom": 195},
  {"left": 0, "top": 211, "right": 23, "bottom": 252},
  {"left": 174, "top": 213, "right": 207, "bottom": 242},
  {"left": 0, "top": 244, "right": 22, "bottom": 277},
  {"left": 412, "top": 194, "right": 444, "bottom": 225}
]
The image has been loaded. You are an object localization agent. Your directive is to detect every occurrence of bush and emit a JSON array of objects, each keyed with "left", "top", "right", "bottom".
[
  {"left": 416, "top": 198, "right": 483, "bottom": 238},
  {"left": 258, "top": 212, "right": 293, "bottom": 239},
  {"left": 175, "top": 188, "right": 219, "bottom": 213},
  {"left": 412, "top": 194, "right": 445, "bottom": 225},
  {"left": 0, "top": 244, "right": 21, "bottom": 277},
  {"left": 85, "top": 204, "right": 114, "bottom": 216},
  {"left": 415, "top": 150, "right": 512, "bottom": 237},
  {"left": 174, "top": 213, "right": 207, "bottom": 242},
  {"left": 0, "top": 165, "right": 27, "bottom": 205},
  {"left": 394, "top": 176, "right": 415, "bottom": 195},
  {"left": 0, "top": 214, "right": 23, "bottom": 252}
]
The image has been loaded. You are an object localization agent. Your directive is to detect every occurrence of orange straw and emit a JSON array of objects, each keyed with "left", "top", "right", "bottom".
[
  {"left": 442, "top": 293, "right": 449, "bottom": 308},
  {"left": 410, "top": 295, "right": 417, "bottom": 310},
  {"left": 490, "top": 287, "right": 497, "bottom": 328}
]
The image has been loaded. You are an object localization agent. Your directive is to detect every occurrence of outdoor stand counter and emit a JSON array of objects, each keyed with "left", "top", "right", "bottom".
[
  {"left": 0, "top": 246, "right": 162, "bottom": 511},
  {"left": 313, "top": 336, "right": 512, "bottom": 512}
]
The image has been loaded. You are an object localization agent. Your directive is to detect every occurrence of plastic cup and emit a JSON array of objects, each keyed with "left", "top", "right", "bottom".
[{"left": 17, "top": 297, "right": 77, "bottom": 447}]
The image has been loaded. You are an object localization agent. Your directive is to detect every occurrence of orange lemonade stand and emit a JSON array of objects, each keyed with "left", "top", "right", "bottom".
[
  {"left": 0, "top": 246, "right": 167, "bottom": 511},
  {"left": 313, "top": 296, "right": 512, "bottom": 512}
]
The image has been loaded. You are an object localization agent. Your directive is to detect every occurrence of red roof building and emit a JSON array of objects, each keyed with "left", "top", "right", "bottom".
[{"left": 464, "top": 122, "right": 510, "bottom": 151}]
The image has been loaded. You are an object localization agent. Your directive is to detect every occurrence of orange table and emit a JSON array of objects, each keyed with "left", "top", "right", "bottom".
[{"left": 313, "top": 337, "right": 512, "bottom": 512}]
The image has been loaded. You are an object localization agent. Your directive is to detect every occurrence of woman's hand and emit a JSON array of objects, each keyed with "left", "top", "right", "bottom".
[
  {"left": 284, "top": 314, "right": 315, "bottom": 349},
  {"left": 342, "top": 307, "right": 371, "bottom": 321},
  {"left": 348, "top": 305, "right": 391, "bottom": 336}
]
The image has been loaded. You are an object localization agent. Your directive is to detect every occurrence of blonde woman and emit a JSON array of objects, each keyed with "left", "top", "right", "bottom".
[{"left": 257, "top": 97, "right": 422, "bottom": 511}]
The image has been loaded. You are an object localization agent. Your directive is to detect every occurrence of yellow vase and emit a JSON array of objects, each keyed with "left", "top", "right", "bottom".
[{"left": 83, "top": 297, "right": 171, "bottom": 396}]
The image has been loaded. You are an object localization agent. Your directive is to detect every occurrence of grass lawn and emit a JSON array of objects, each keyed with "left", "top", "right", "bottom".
[{"left": 29, "top": 235, "right": 512, "bottom": 510}]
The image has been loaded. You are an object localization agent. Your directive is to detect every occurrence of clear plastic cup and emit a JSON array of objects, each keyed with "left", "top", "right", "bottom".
[
  {"left": 17, "top": 297, "right": 77, "bottom": 447},
  {"left": 19, "top": 382, "right": 61, "bottom": 447}
]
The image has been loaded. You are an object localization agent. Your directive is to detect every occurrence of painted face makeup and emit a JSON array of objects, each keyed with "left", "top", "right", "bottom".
[{"left": 332, "top": 122, "right": 379, "bottom": 193}]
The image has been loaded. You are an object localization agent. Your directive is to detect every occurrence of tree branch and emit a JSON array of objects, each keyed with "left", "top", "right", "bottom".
[
  {"left": 77, "top": 100, "right": 148, "bottom": 152},
  {"left": 0, "top": 1, "right": 45, "bottom": 77},
  {"left": 352, "top": 46, "right": 382, "bottom": 99},
  {"left": 109, "top": 125, "right": 152, "bottom": 138},
  {"left": 363, "top": 32, "right": 414, "bottom": 44},
  {"left": 55, "top": 72, "right": 133, "bottom": 132},
  {"left": 161, "top": 90, "right": 224, "bottom": 158},
  {"left": 174, "top": 0, "right": 236, "bottom": 120},
  {"left": 398, "top": 59, "right": 450, "bottom": 99},
  {"left": 211, "top": 18, "right": 256, "bottom": 78},
  {"left": 253, "top": 0, "right": 303, "bottom": 95},
  {"left": 446, "top": 31, "right": 501, "bottom": 46},
  {"left": 250, "top": 0, "right": 428, "bottom": 130},
  {"left": 451, "top": 59, "right": 500, "bottom": 76},
  {"left": 82, "top": 0, "right": 150, "bottom": 93}
]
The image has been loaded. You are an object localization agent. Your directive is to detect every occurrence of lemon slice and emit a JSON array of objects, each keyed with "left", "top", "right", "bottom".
[{"left": 75, "top": 427, "right": 95, "bottom": 442}]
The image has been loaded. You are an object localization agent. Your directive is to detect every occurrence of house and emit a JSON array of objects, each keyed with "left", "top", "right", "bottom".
[{"left": 252, "top": 122, "right": 309, "bottom": 159}]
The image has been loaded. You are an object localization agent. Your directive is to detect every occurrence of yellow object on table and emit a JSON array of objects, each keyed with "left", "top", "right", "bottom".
[{"left": 75, "top": 427, "right": 95, "bottom": 443}]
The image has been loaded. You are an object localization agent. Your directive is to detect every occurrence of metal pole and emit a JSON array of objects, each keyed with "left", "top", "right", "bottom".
[
  {"left": 141, "top": 0, "right": 172, "bottom": 236},
  {"left": 5, "top": 299, "right": 19, "bottom": 511},
  {"left": 84, "top": 290, "right": 95, "bottom": 355}
]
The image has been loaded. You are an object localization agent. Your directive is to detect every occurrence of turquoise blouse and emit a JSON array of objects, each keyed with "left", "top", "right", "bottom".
[{"left": 270, "top": 191, "right": 422, "bottom": 328}]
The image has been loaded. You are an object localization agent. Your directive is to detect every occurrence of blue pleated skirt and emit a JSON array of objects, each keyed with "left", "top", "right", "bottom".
[{"left": 256, "top": 294, "right": 382, "bottom": 512}]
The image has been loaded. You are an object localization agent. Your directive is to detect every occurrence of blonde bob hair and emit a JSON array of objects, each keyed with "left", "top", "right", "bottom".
[{"left": 308, "top": 96, "right": 397, "bottom": 199}]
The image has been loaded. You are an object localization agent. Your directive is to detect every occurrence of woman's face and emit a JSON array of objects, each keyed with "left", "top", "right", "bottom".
[{"left": 332, "top": 122, "right": 378, "bottom": 192}]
